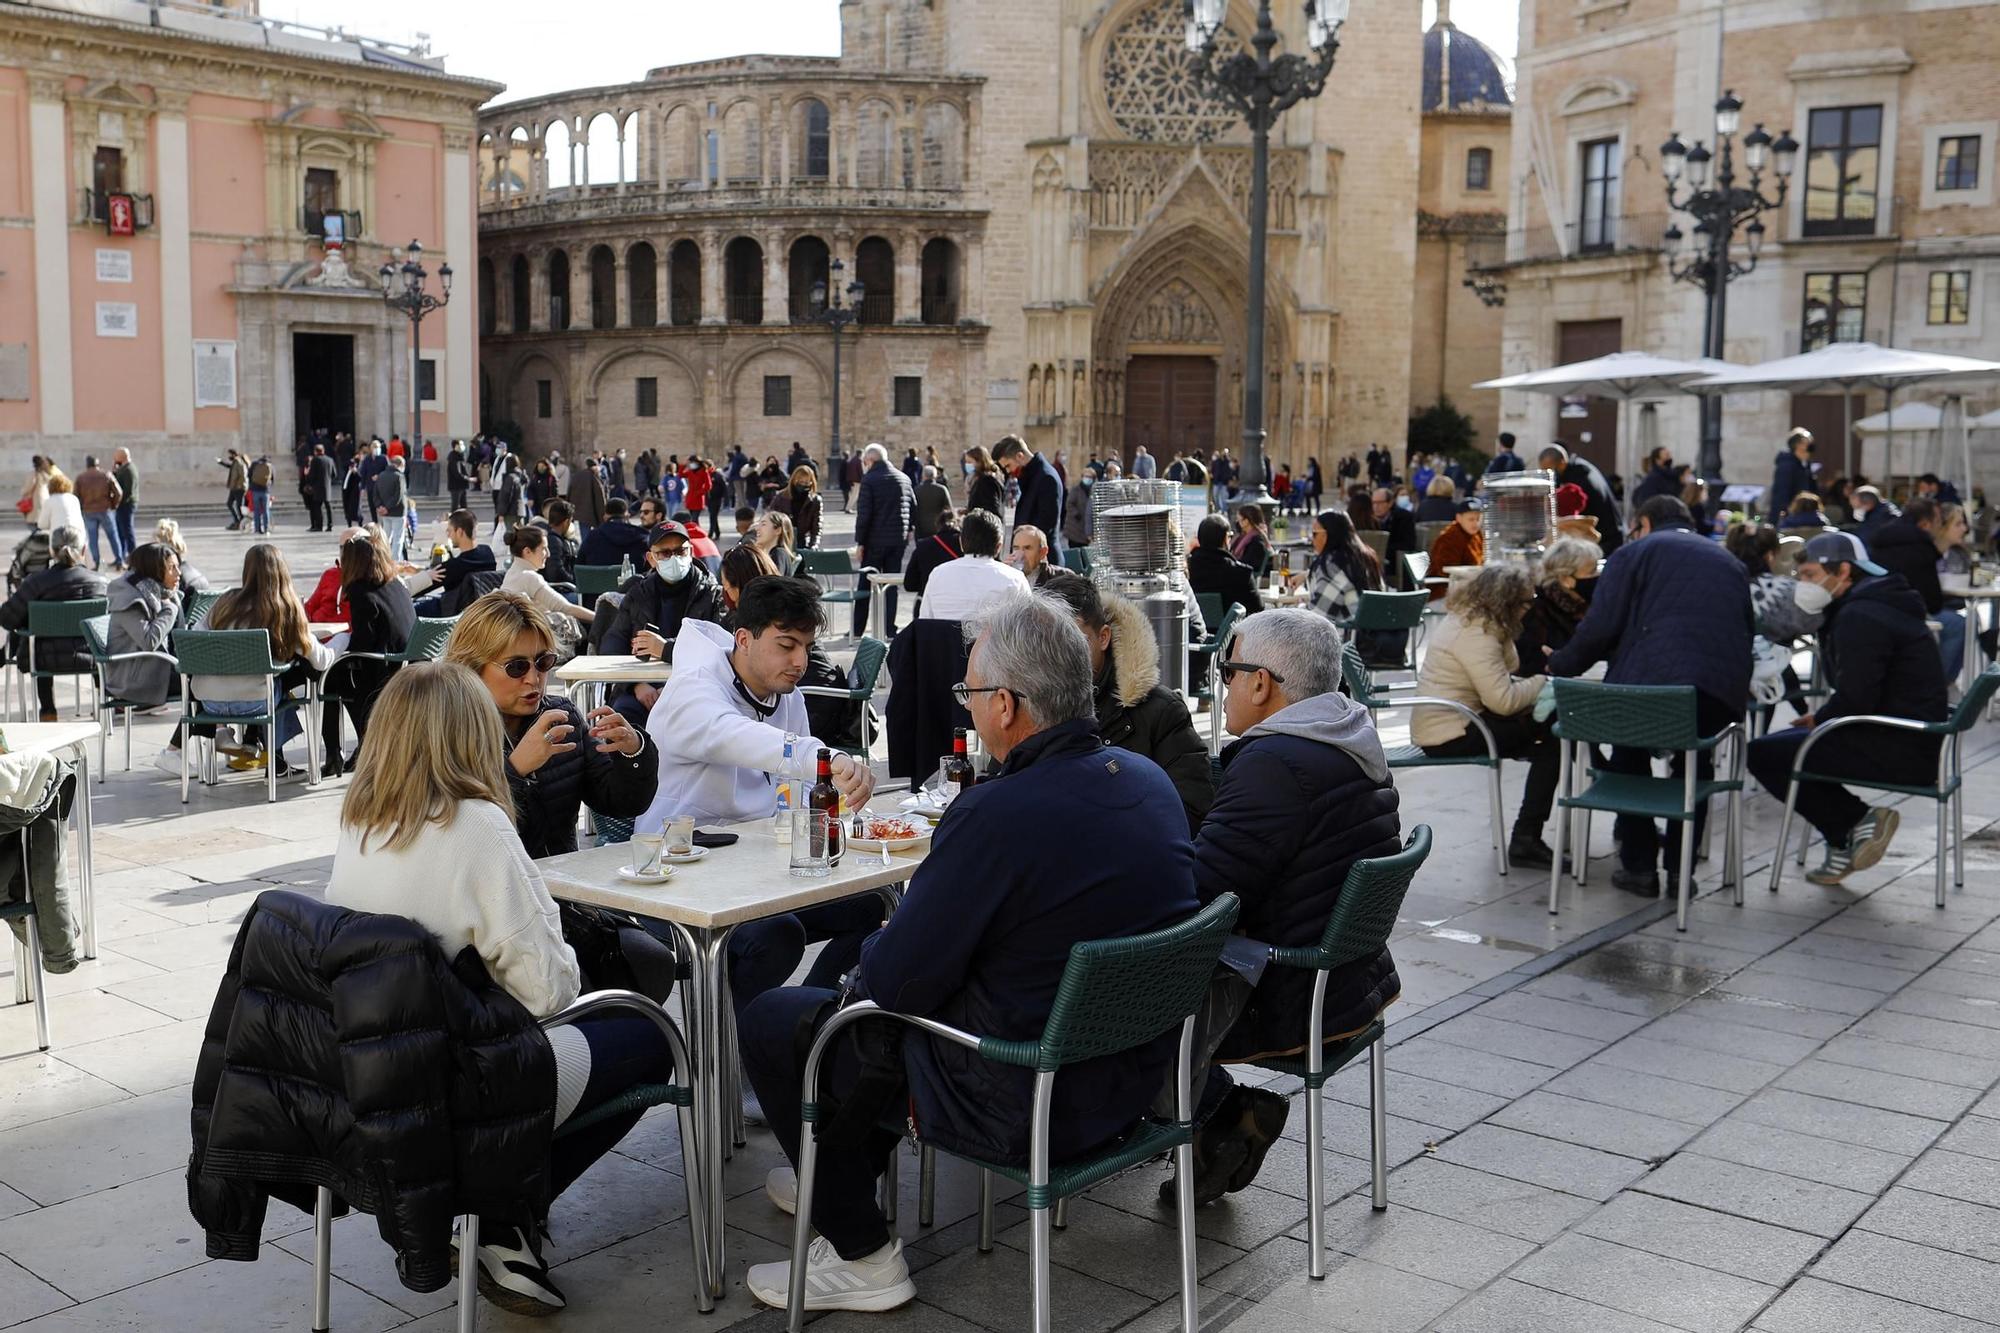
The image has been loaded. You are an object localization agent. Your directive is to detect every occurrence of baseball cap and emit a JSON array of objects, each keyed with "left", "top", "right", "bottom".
[
  {"left": 1801, "top": 530, "right": 1886, "bottom": 577},
  {"left": 647, "top": 520, "right": 690, "bottom": 546},
  {"left": 1453, "top": 498, "right": 1484, "bottom": 515}
]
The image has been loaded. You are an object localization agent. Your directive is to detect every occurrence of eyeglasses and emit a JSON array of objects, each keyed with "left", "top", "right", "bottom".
[
  {"left": 951, "top": 682, "right": 1028, "bottom": 706},
  {"left": 1219, "top": 660, "right": 1285, "bottom": 685},
  {"left": 500, "top": 652, "right": 560, "bottom": 679}
]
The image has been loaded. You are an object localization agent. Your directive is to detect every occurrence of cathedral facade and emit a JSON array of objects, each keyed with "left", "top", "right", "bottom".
[{"left": 474, "top": 0, "right": 1420, "bottom": 473}]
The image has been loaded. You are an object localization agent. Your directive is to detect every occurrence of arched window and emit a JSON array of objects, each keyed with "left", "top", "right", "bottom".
[
  {"left": 669, "top": 239, "right": 702, "bottom": 325},
  {"left": 920, "top": 238, "right": 959, "bottom": 325},
  {"left": 505, "top": 126, "right": 530, "bottom": 196},
  {"left": 723, "top": 101, "right": 762, "bottom": 185},
  {"left": 724, "top": 236, "right": 764, "bottom": 324},
  {"left": 544, "top": 119, "right": 572, "bottom": 191},
  {"left": 589, "top": 245, "right": 616, "bottom": 328},
  {"left": 477, "top": 256, "right": 496, "bottom": 336},
  {"left": 547, "top": 249, "right": 571, "bottom": 329},
  {"left": 919, "top": 103, "right": 964, "bottom": 188},
  {"left": 620, "top": 111, "right": 639, "bottom": 184},
  {"left": 628, "top": 242, "right": 658, "bottom": 327},
  {"left": 855, "top": 235, "right": 894, "bottom": 325},
  {"left": 788, "top": 236, "right": 831, "bottom": 323},
  {"left": 510, "top": 254, "right": 530, "bottom": 331},
  {"left": 855, "top": 102, "right": 895, "bottom": 188},
  {"left": 796, "top": 99, "right": 830, "bottom": 180},
  {"left": 585, "top": 111, "right": 620, "bottom": 185},
  {"left": 662, "top": 105, "right": 701, "bottom": 188},
  {"left": 1466, "top": 146, "right": 1493, "bottom": 191}
]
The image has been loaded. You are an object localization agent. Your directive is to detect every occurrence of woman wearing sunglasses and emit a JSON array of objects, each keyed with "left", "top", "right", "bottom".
[{"left": 444, "top": 591, "right": 657, "bottom": 859}]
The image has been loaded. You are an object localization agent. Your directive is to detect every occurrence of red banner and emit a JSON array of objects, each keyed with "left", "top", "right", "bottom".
[{"left": 106, "top": 194, "right": 135, "bottom": 237}]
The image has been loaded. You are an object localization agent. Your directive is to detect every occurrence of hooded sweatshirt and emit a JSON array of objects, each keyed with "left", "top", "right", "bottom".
[
  {"left": 636, "top": 619, "right": 829, "bottom": 830},
  {"left": 1239, "top": 687, "right": 1390, "bottom": 785}
]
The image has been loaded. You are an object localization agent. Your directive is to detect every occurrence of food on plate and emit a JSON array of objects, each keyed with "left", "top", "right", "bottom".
[{"left": 863, "top": 816, "right": 922, "bottom": 841}]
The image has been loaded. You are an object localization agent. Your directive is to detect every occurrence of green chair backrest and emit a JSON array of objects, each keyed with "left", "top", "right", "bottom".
[
  {"left": 573, "top": 564, "right": 626, "bottom": 600},
  {"left": 1348, "top": 589, "right": 1429, "bottom": 632},
  {"left": 1060, "top": 548, "right": 1091, "bottom": 574},
  {"left": 800, "top": 548, "right": 857, "bottom": 578},
  {"left": 1017, "top": 894, "right": 1240, "bottom": 1071},
  {"left": 850, "top": 635, "right": 890, "bottom": 693},
  {"left": 1416, "top": 520, "right": 1452, "bottom": 554},
  {"left": 1939, "top": 666, "right": 2000, "bottom": 734},
  {"left": 402, "top": 617, "right": 459, "bottom": 663},
  {"left": 1358, "top": 529, "right": 1390, "bottom": 564},
  {"left": 1195, "top": 592, "right": 1224, "bottom": 630},
  {"left": 1312, "top": 825, "right": 1432, "bottom": 971},
  {"left": 81, "top": 614, "right": 111, "bottom": 663},
  {"left": 171, "top": 628, "right": 283, "bottom": 678},
  {"left": 27, "top": 598, "right": 109, "bottom": 639},
  {"left": 183, "top": 589, "right": 225, "bottom": 628},
  {"left": 1339, "top": 644, "right": 1384, "bottom": 706},
  {"left": 1550, "top": 678, "right": 1699, "bottom": 750},
  {"left": 1208, "top": 600, "right": 1247, "bottom": 653}
]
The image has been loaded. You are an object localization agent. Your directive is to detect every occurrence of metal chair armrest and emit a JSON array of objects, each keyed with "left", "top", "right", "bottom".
[
  {"left": 540, "top": 989, "right": 695, "bottom": 1103},
  {"left": 98, "top": 650, "right": 180, "bottom": 667},
  {"left": 1372, "top": 693, "right": 1505, "bottom": 763},
  {"left": 1790, "top": 713, "right": 1935, "bottom": 772},
  {"left": 800, "top": 1001, "right": 987, "bottom": 1117},
  {"left": 795, "top": 685, "right": 864, "bottom": 702}
]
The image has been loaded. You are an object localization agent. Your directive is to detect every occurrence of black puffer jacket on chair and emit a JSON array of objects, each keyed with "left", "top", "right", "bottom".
[{"left": 187, "top": 890, "right": 557, "bottom": 1294}]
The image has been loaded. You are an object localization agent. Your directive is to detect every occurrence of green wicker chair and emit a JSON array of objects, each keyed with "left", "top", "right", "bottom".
[
  {"left": 318, "top": 616, "right": 458, "bottom": 757},
  {"left": 1194, "top": 592, "right": 1224, "bottom": 633},
  {"left": 180, "top": 588, "right": 225, "bottom": 629},
  {"left": 171, "top": 629, "right": 320, "bottom": 804},
  {"left": 1770, "top": 665, "right": 2000, "bottom": 909},
  {"left": 304, "top": 988, "right": 712, "bottom": 1328},
  {"left": 1337, "top": 589, "right": 1429, "bottom": 677},
  {"left": 1189, "top": 601, "right": 1248, "bottom": 755},
  {"left": 80, "top": 614, "right": 177, "bottom": 781},
  {"left": 785, "top": 895, "right": 1241, "bottom": 1333},
  {"left": 1547, "top": 680, "right": 1745, "bottom": 932},
  {"left": 1060, "top": 547, "right": 1092, "bottom": 574},
  {"left": 1343, "top": 646, "right": 1509, "bottom": 874},
  {"left": 18, "top": 597, "right": 108, "bottom": 721},
  {"left": 1248, "top": 824, "right": 1432, "bottom": 1279},
  {"left": 572, "top": 563, "right": 627, "bottom": 601},
  {"left": 797, "top": 635, "right": 889, "bottom": 759},
  {"left": 798, "top": 548, "right": 872, "bottom": 633}
]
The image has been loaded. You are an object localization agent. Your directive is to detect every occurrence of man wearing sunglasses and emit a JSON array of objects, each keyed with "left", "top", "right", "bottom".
[{"left": 597, "top": 520, "right": 727, "bottom": 728}]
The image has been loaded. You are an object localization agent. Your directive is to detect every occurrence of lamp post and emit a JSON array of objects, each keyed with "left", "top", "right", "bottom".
[
  {"left": 809, "top": 257, "right": 867, "bottom": 469},
  {"left": 379, "top": 239, "right": 452, "bottom": 469},
  {"left": 1660, "top": 92, "right": 1796, "bottom": 484},
  {"left": 1185, "top": 0, "right": 1344, "bottom": 512}
]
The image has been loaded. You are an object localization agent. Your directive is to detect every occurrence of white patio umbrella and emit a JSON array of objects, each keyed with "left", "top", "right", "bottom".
[
  {"left": 1475, "top": 352, "right": 1735, "bottom": 504},
  {"left": 1853, "top": 402, "right": 1946, "bottom": 433},
  {"left": 1690, "top": 342, "right": 2000, "bottom": 482},
  {"left": 1854, "top": 402, "right": 1946, "bottom": 481}
]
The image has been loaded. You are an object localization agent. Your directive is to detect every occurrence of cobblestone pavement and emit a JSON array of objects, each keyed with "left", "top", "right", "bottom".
[{"left": 1, "top": 510, "right": 1997, "bottom": 1331}]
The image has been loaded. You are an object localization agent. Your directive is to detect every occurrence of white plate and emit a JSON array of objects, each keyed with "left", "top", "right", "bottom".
[
  {"left": 847, "top": 832, "right": 931, "bottom": 853},
  {"left": 661, "top": 845, "right": 709, "bottom": 864},
  {"left": 616, "top": 864, "right": 674, "bottom": 883}
]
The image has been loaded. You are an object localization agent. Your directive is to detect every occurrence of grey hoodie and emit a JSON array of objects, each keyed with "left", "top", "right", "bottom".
[
  {"left": 104, "top": 575, "right": 180, "bottom": 707},
  {"left": 1241, "top": 688, "right": 1390, "bottom": 785}
]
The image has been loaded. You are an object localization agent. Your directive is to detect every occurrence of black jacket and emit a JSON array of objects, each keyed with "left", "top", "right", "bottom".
[
  {"left": 435, "top": 544, "right": 497, "bottom": 596},
  {"left": 855, "top": 719, "right": 1199, "bottom": 1167},
  {"left": 505, "top": 695, "right": 659, "bottom": 858},
  {"left": 446, "top": 452, "right": 473, "bottom": 490},
  {"left": 1549, "top": 525, "right": 1752, "bottom": 713},
  {"left": 966, "top": 471, "right": 1005, "bottom": 521},
  {"left": 886, "top": 618, "right": 972, "bottom": 779},
  {"left": 903, "top": 527, "right": 962, "bottom": 600},
  {"left": 1378, "top": 505, "right": 1419, "bottom": 560},
  {"left": 1865, "top": 518, "right": 1944, "bottom": 614},
  {"left": 1094, "top": 596, "right": 1212, "bottom": 834},
  {"left": 1185, "top": 546, "right": 1265, "bottom": 616},
  {"left": 599, "top": 565, "right": 726, "bottom": 661},
  {"left": 1768, "top": 450, "right": 1814, "bottom": 518},
  {"left": 854, "top": 460, "right": 914, "bottom": 555},
  {"left": 1013, "top": 453, "right": 1064, "bottom": 546},
  {"left": 914, "top": 480, "right": 952, "bottom": 539},
  {"left": 1631, "top": 464, "right": 1681, "bottom": 507},
  {"left": 302, "top": 454, "right": 336, "bottom": 500},
  {"left": 1, "top": 563, "right": 106, "bottom": 671},
  {"left": 1413, "top": 496, "right": 1457, "bottom": 524},
  {"left": 531, "top": 520, "right": 578, "bottom": 588},
  {"left": 1514, "top": 581, "right": 1591, "bottom": 676},
  {"left": 1820, "top": 573, "right": 1950, "bottom": 752},
  {"left": 578, "top": 520, "right": 651, "bottom": 568},
  {"left": 1559, "top": 460, "right": 1623, "bottom": 554},
  {"left": 345, "top": 579, "right": 416, "bottom": 657},
  {"left": 1194, "top": 704, "right": 1402, "bottom": 1061},
  {"left": 188, "top": 891, "right": 557, "bottom": 1294}
]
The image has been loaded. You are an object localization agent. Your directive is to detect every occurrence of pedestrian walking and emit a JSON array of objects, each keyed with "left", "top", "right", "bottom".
[
  {"left": 111, "top": 448, "right": 138, "bottom": 559},
  {"left": 75, "top": 455, "right": 125, "bottom": 570}
]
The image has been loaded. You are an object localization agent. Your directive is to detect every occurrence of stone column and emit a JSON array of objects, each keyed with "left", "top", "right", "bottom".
[
  {"left": 895, "top": 230, "right": 921, "bottom": 323},
  {"left": 964, "top": 235, "right": 985, "bottom": 323},
  {"left": 157, "top": 90, "right": 196, "bottom": 434},
  {"left": 762, "top": 230, "right": 788, "bottom": 326},
  {"left": 614, "top": 258, "right": 630, "bottom": 328},
  {"left": 26, "top": 72, "right": 72, "bottom": 434},
  {"left": 443, "top": 127, "right": 477, "bottom": 438},
  {"left": 701, "top": 228, "right": 725, "bottom": 325},
  {"left": 571, "top": 252, "right": 591, "bottom": 330},
  {"left": 530, "top": 249, "right": 550, "bottom": 332}
]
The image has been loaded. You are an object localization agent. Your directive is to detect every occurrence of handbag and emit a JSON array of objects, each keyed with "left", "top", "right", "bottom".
[{"left": 15, "top": 498, "right": 31, "bottom": 516}]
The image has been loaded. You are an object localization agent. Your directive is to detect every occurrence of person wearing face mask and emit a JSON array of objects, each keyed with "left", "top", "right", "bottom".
[
  {"left": 1547, "top": 496, "right": 1752, "bottom": 896},
  {"left": 1537, "top": 444, "right": 1623, "bottom": 554},
  {"left": 1515, "top": 536, "right": 1601, "bottom": 674},
  {"left": 596, "top": 521, "right": 727, "bottom": 727},
  {"left": 1747, "top": 531, "right": 1949, "bottom": 885}
]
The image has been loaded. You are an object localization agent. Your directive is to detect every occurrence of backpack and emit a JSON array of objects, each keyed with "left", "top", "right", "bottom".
[{"left": 248, "top": 459, "right": 273, "bottom": 487}]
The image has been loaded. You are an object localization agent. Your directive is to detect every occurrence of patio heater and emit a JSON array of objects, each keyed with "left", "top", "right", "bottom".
[{"left": 1090, "top": 478, "right": 1192, "bottom": 696}]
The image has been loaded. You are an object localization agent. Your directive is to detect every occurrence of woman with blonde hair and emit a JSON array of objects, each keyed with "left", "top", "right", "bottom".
[
  {"left": 191, "top": 544, "right": 334, "bottom": 777},
  {"left": 152, "top": 517, "right": 213, "bottom": 592},
  {"left": 323, "top": 661, "right": 672, "bottom": 1314},
  {"left": 749, "top": 508, "right": 799, "bottom": 575},
  {"left": 1415, "top": 472, "right": 1458, "bottom": 523},
  {"left": 1413, "top": 562, "right": 1560, "bottom": 868},
  {"left": 768, "top": 464, "right": 822, "bottom": 547},
  {"left": 444, "top": 591, "right": 654, "bottom": 858},
  {"left": 39, "top": 473, "right": 82, "bottom": 537}
]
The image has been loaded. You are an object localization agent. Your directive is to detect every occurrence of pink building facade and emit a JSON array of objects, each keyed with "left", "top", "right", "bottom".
[{"left": 0, "top": 2, "right": 497, "bottom": 499}]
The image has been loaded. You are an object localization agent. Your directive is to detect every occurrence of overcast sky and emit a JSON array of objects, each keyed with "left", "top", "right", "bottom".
[{"left": 279, "top": 0, "right": 1517, "bottom": 106}]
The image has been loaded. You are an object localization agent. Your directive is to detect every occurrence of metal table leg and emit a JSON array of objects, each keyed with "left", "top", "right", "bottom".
[
  {"left": 667, "top": 921, "right": 732, "bottom": 1300},
  {"left": 71, "top": 741, "right": 96, "bottom": 959}
]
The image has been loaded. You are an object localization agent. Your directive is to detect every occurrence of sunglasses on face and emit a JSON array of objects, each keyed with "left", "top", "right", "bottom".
[
  {"left": 1219, "top": 660, "right": 1285, "bottom": 685},
  {"left": 500, "top": 652, "right": 560, "bottom": 679}
]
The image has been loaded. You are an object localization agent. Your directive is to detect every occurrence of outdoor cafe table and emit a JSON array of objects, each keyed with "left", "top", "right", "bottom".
[
  {"left": 538, "top": 813, "right": 928, "bottom": 1296},
  {"left": 4, "top": 721, "right": 101, "bottom": 996},
  {"left": 551, "top": 654, "right": 673, "bottom": 715},
  {"left": 1942, "top": 576, "right": 2000, "bottom": 694},
  {"left": 866, "top": 571, "right": 904, "bottom": 641}
]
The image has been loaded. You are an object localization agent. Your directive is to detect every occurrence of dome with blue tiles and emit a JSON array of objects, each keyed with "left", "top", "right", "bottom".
[{"left": 1422, "top": 4, "right": 1511, "bottom": 113}]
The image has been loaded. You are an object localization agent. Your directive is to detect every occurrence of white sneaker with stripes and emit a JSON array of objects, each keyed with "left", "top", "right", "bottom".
[{"left": 746, "top": 1236, "right": 916, "bottom": 1312}]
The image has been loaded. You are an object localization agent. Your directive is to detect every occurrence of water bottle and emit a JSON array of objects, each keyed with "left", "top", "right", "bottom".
[
  {"left": 618, "top": 553, "right": 634, "bottom": 584},
  {"left": 773, "top": 732, "right": 798, "bottom": 844}
]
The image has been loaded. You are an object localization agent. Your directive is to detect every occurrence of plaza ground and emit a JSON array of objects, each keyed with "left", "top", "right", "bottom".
[{"left": 1, "top": 502, "right": 1998, "bottom": 1331}]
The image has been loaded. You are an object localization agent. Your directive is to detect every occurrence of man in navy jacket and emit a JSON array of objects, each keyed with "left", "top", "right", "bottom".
[
  {"left": 741, "top": 595, "right": 1198, "bottom": 1314},
  {"left": 994, "top": 433, "right": 1065, "bottom": 555},
  {"left": 852, "top": 442, "right": 914, "bottom": 636},
  {"left": 1767, "top": 428, "right": 1816, "bottom": 519},
  {"left": 1548, "top": 495, "right": 1753, "bottom": 894}
]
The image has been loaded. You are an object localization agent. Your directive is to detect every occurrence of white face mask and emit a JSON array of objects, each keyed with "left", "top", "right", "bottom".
[
  {"left": 1793, "top": 580, "right": 1833, "bottom": 614},
  {"left": 656, "top": 554, "right": 694, "bottom": 584}
]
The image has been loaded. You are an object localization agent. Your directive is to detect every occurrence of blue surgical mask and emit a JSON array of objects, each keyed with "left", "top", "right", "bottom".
[
  {"left": 656, "top": 554, "right": 693, "bottom": 583},
  {"left": 963, "top": 462, "right": 975, "bottom": 477},
  {"left": 1396, "top": 496, "right": 1414, "bottom": 512}
]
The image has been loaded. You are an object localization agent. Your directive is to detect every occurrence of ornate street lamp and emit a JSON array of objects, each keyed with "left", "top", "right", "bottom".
[
  {"left": 1660, "top": 91, "right": 1796, "bottom": 483},
  {"left": 379, "top": 239, "right": 452, "bottom": 467},
  {"left": 1185, "top": 0, "right": 1344, "bottom": 511},
  {"left": 808, "top": 257, "right": 867, "bottom": 466}
]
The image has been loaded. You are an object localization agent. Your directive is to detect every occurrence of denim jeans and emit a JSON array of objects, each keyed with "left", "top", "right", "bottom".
[
  {"left": 199, "top": 695, "right": 302, "bottom": 750},
  {"left": 727, "top": 895, "right": 885, "bottom": 1015},
  {"left": 248, "top": 487, "right": 270, "bottom": 534},
  {"left": 1936, "top": 608, "right": 1968, "bottom": 685},
  {"left": 113, "top": 502, "right": 137, "bottom": 556},
  {"left": 84, "top": 511, "right": 124, "bottom": 566}
]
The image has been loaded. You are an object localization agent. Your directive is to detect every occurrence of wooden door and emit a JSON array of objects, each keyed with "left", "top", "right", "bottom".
[
  {"left": 1123, "top": 355, "right": 1217, "bottom": 469},
  {"left": 1789, "top": 393, "right": 1868, "bottom": 483},
  {"left": 1556, "top": 319, "right": 1622, "bottom": 474}
]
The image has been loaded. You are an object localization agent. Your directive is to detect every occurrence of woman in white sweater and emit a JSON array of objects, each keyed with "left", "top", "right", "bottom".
[
  {"left": 1412, "top": 562, "right": 1561, "bottom": 870},
  {"left": 325, "top": 662, "right": 672, "bottom": 1314}
]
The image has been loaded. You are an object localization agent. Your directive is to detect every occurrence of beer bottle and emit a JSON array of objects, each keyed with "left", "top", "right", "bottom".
[
  {"left": 809, "top": 748, "right": 837, "bottom": 861},
  {"left": 942, "top": 728, "right": 975, "bottom": 796}
]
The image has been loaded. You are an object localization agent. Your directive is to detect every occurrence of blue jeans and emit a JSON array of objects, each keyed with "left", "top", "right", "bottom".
[
  {"left": 114, "top": 502, "right": 136, "bottom": 556},
  {"left": 199, "top": 696, "right": 302, "bottom": 750},
  {"left": 1936, "top": 609, "right": 1968, "bottom": 684},
  {"left": 84, "top": 511, "right": 124, "bottom": 566},
  {"left": 248, "top": 487, "right": 270, "bottom": 533},
  {"left": 727, "top": 895, "right": 885, "bottom": 1015}
]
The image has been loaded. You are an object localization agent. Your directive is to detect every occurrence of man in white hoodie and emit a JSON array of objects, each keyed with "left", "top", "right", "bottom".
[{"left": 638, "top": 576, "right": 884, "bottom": 1012}]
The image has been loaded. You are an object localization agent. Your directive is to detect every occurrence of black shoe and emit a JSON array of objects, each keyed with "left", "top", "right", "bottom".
[
  {"left": 1159, "top": 1123, "right": 1251, "bottom": 1209},
  {"left": 458, "top": 1224, "right": 566, "bottom": 1315},
  {"left": 320, "top": 754, "right": 347, "bottom": 779},
  {"left": 1610, "top": 867, "right": 1660, "bottom": 897},
  {"left": 1225, "top": 1086, "right": 1291, "bottom": 1193},
  {"left": 1508, "top": 835, "right": 1555, "bottom": 870}
]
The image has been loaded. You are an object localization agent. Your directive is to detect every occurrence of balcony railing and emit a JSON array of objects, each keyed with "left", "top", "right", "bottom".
[
  {"left": 479, "top": 179, "right": 972, "bottom": 227},
  {"left": 726, "top": 293, "right": 764, "bottom": 325},
  {"left": 920, "top": 295, "right": 959, "bottom": 326},
  {"left": 79, "top": 188, "right": 154, "bottom": 231}
]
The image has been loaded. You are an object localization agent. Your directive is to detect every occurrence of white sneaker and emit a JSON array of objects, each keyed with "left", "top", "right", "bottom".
[
  {"left": 745, "top": 1236, "right": 915, "bottom": 1313},
  {"left": 153, "top": 748, "right": 184, "bottom": 776},
  {"left": 459, "top": 1223, "right": 566, "bottom": 1314},
  {"left": 766, "top": 1165, "right": 798, "bottom": 1217}
]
